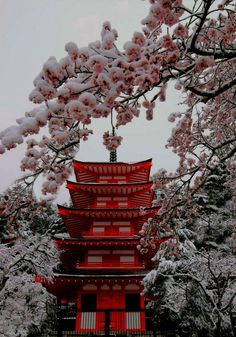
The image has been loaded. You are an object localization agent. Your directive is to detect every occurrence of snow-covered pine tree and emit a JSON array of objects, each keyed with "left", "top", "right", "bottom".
[
  {"left": 0, "top": 184, "right": 60, "bottom": 337},
  {"left": 143, "top": 166, "right": 236, "bottom": 337}
]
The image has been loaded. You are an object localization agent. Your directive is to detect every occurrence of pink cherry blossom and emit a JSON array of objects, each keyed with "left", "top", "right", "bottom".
[
  {"left": 194, "top": 56, "right": 215, "bottom": 73},
  {"left": 79, "top": 92, "right": 96, "bottom": 108},
  {"left": 132, "top": 32, "right": 146, "bottom": 46},
  {"left": 87, "top": 55, "right": 108, "bottom": 74},
  {"left": 174, "top": 23, "right": 188, "bottom": 39},
  {"left": 36, "top": 80, "right": 57, "bottom": 100},
  {"left": 29, "top": 89, "right": 45, "bottom": 104},
  {"left": 102, "top": 131, "right": 123, "bottom": 152},
  {"left": 65, "top": 42, "right": 79, "bottom": 61},
  {"left": 102, "top": 32, "right": 115, "bottom": 50}
]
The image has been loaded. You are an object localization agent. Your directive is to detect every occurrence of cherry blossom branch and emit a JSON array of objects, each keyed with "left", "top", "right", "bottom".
[{"left": 187, "top": 78, "right": 236, "bottom": 100}]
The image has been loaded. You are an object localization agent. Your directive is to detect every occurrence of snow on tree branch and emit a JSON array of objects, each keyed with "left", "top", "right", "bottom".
[{"left": 143, "top": 201, "right": 236, "bottom": 336}]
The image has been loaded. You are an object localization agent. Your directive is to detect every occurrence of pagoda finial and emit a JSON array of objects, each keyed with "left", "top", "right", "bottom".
[
  {"left": 110, "top": 126, "right": 117, "bottom": 163},
  {"left": 110, "top": 150, "right": 117, "bottom": 162}
]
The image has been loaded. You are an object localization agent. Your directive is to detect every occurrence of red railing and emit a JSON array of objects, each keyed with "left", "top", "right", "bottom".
[
  {"left": 77, "top": 262, "right": 145, "bottom": 270},
  {"left": 54, "top": 307, "right": 178, "bottom": 337},
  {"left": 83, "top": 232, "right": 133, "bottom": 238}
]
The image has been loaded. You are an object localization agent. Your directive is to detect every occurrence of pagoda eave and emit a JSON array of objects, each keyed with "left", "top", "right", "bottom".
[
  {"left": 58, "top": 205, "right": 158, "bottom": 219},
  {"left": 67, "top": 180, "right": 153, "bottom": 192},
  {"left": 42, "top": 272, "right": 145, "bottom": 298},
  {"left": 67, "top": 181, "right": 154, "bottom": 208},
  {"left": 58, "top": 206, "right": 159, "bottom": 238},
  {"left": 74, "top": 159, "right": 152, "bottom": 182}
]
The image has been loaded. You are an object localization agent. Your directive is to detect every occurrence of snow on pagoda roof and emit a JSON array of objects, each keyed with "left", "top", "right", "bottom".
[
  {"left": 54, "top": 234, "right": 139, "bottom": 241},
  {"left": 73, "top": 159, "right": 152, "bottom": 182},
  {"left": 53, "top": 271, "right": 147, "bottom": 279}
]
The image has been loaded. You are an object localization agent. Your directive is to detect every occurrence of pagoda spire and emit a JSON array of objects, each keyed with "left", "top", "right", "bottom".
[
  {"left": 110, "top": 126, "right": 117, "bottom": 163},
  {"left": 110, "top": 150, "right": 117, "bottom": 163}
]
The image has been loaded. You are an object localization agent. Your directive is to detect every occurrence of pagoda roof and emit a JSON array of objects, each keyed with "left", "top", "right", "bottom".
[
  {"left": 67, "top": 180, "right": 154, "bottom": 208},
  {"left": 42, "top": 272, "right": 146, "bottom": 297},
  {"left": 67, "top": 180, "right": 153, "bottom": 193},
  {"left": 58, "top": 205, "right": 158, "bottom": 238},
  {"left": 58, "top": 205, "right": 157, "bottom": 218},
  {"left": 73, "top": 159, "right": 152, "bottom": 183}
]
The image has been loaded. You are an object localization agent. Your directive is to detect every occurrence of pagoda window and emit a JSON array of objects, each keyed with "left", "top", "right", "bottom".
[
  {"left": 96, "top": 202, "right": 106, "bottom": 207},
  {"left": 93, "top": 227, "right": 105, "bottom": 233},
  {"left": 113, "top": 175, "right": 126, "bottom": 183},
  {"left": 86, "top": 221, "right": 133, "bottom": 237},
  {"left": 113, "top": 221, "right": 130, "bottom": 226},
  {"left": 113, "top": 197, "right": 128, "bottom": 207},
  {"left": 87, "top": 250, "right": 111, "bottom": 264},
  {"left": 114, "top": 175, "right": 126, "bottom": 180},
  {"left": 119, "top": 227, "right": 130, "bottom": 233},
  {"left": 113, "top": 250, "right": 136, "bottom": 265},
  {"left": 113, "top": 197, "right": 127, "bottom": 200},
  {"left": 94, "top": 197, "right": 128, "bottom": 208},
  {"left": 96, "top": 197, "right": 111, "bottom": 207},
  {"left": 120, "top": 256, "right": 135, "bottom": 263},
  {"left": 93, "top": 221, "right": 111, "bottom": 226},
  {"left": 87, "top": 256, "right": 102, "bottom": 263},
  {"left": 98, "top": 175, "right": 126, "bottom": 183},
  {"left": 88, "top": 250, "right": 111, "bottom": 254},
  {"left": 118, "top": 202, "right": 128, "bottom": 207},
  {"left": 112, "top": 250, "right": 134, "bottom": 255},
  {"left": 113, "top": 221, "right": 132, "bottom": 235},
  {"left": 97, "top": 197, "right": 111, "bottom": 201},
  {"left": 98, "top": 175, "right": 112, "bottom": 183},
  {"left": 92, "top": 222, "right": 110, "bottom": 235}
]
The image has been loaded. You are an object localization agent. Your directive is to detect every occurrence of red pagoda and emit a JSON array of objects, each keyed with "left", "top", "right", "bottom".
[{"left": 45, "top": 158, "right": 159, "bottom": 334}]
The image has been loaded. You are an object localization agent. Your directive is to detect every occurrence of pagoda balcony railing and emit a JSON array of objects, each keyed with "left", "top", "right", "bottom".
[
  {"left": 76, "top": 262, "right": 145, "bottom": 270},
  {"left": 83, "top": 231, "right": 134, "bottom": 238}
]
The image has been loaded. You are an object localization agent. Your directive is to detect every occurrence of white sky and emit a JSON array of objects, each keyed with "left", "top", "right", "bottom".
[{"left": 0, "top": 0, "right": 182, "bottom": 202}]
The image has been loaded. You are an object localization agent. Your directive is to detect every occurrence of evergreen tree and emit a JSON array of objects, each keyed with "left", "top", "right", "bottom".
[
  {"left": 0, "top": 183, "right": 60, "bottom": 337},
  {"left": 143, "top": 168, "right": 236, "bottom": 337}
]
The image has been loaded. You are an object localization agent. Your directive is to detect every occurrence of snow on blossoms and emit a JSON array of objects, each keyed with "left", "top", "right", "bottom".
[
  {"left": 0, "top": 0, "right": 235, "bottom": 204},
  {"left": 0, "top": 126, "right": 23, "bottom": 150}
]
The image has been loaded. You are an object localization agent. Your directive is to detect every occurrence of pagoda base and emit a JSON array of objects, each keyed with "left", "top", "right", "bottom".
[{"left": 44, "top": 275, "right": 148, "bottom": 333}]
